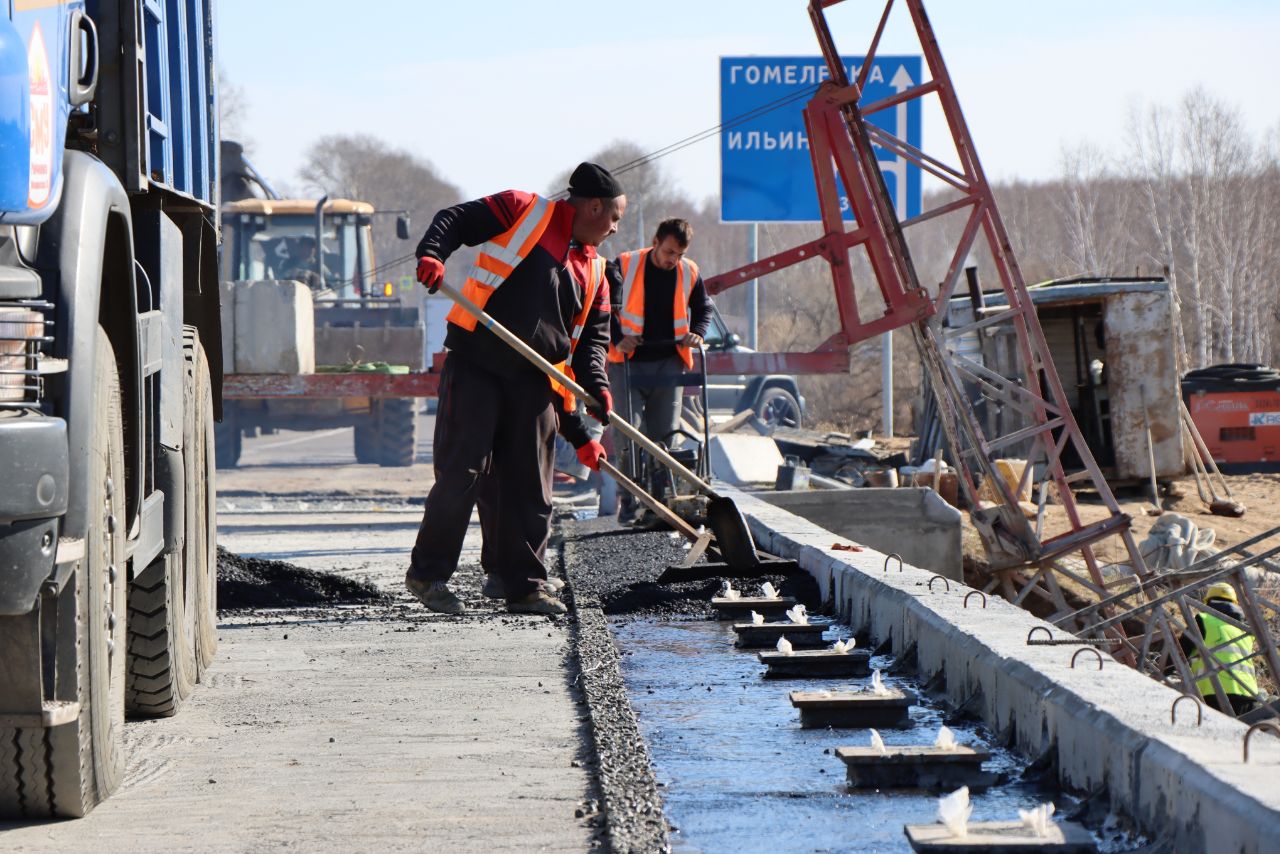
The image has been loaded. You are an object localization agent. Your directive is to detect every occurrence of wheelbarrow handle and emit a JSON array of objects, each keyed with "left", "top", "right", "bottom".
[{"left": 436, "top": 280, "right": 720, "bottom": 499}]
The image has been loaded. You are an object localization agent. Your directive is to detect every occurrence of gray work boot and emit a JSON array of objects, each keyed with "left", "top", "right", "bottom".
[
  {"left": 405, "top": 573, "right": 466, "bottom": 615},
  {"left": 507, "top": 589, "right": 568, "bottom": 616},
  {"left": 486, "top": 574, "right": 562, "bottom": 598},
  {"left": 481, "top": 573, "right": 505, "bottom": 600}
]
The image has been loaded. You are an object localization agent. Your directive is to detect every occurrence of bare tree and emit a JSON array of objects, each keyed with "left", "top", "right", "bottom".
[
  {"left": 299, "top": 135, "right": 462, "bottom": 284},
  {"left": 218, "top": 69, "right": 251, "bottom": 148}
]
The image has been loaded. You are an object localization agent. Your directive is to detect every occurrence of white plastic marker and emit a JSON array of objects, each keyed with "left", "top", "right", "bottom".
[
  {"left": 760, "top": 581, "right": 779, "bottom": 599},
  {"left": 750, "top": 610, "right": 765, "bottom": 626},
  {"left": 776, "top": 636, "right": 794, "bottom": 656},
  {"left": 870, "top": 669, "right": 890, "bottom": 696},
  {"left": 870, "top": 728, "right": 888, "bottom": 756},
  {"left": 785, "top": 604, "right": 809, "bottom": 625},
  {"left": 934, "top": 725, "right": 958, "bottom": 751},
  {"left": 1018, "top": 803, "right": 1056, "bottom": 838},
  {"left": 721, "top": 581, "right": 741, "bottom": 601},
  {"left": 830, "top": 638, "right": 855, "bottom": 655},
  {"left": 937, "top": 786, "right": 971, "bottom": 838}
]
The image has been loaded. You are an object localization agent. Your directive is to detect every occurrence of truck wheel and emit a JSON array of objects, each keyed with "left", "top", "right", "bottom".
[
  {"left": 755, "top": 386, "right": 802, "bottom": 428},
  {"left": 353, "top": 421, "right": 377, "bottom": 464},
  {"left": 185, "top": 330, "right": 218, "bottom": 675},
  {"left": 125, "top": 549, "right": 195, "bottom": 717},
  {"left": 214, "top": 406, "right": 241, "bottom": 469},
  {"left": 123, "top": 333, "right": 212, "bottom": 716},
  {"left": 375, "top": 399, "right": 416, "bottom": 467},
  {"left": 0, "top": 328, "right": 127, "bottom": 817}
]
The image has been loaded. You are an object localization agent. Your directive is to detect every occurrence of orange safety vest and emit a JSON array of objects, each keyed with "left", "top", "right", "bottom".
[
  {"left": 446, "top": 194, "right": 555, "bottom": 331},
  {"left": 551, "top": 256, "right": 607, "bottom": 412},
  {"left": 607, "top": 248, "right": 698, "bottom": 370}
]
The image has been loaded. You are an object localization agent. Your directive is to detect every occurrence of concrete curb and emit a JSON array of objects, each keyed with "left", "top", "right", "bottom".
[{"left": 727, "top": 487, "right": 1280, "bottom": 854}]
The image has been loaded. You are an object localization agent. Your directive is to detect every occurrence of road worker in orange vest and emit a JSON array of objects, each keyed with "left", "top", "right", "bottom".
[
  {"left": 607, "top": 218, "right": 714, "bottom": 526},
  {"left": 406, "top": 163, "right": 625, "bottom": 615}
]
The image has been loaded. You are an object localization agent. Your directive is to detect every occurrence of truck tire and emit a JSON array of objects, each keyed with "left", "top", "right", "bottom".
[
  {"left": 353, "top": 421, "right": 377, "bottom": 464},
  {"left": 125, "top": 549, "right": 195, "bottom": 717},
  {"left": 374, "top": 399, "right": 416, "bottom": 467},
  {"left": 123, "top": 334, "right": 211, "bottom": 716},
  {"left": 0, "top": 328, "right": 127, "bottom": 817},
  {"left": 214, "top": 405, "right": 241, "bottom": 469},
  {"left": 185, "top": 330, "right": 218, "bottom": 675},
  {"left": 754, "top": 386, "right": 802, "bottom": 428}
]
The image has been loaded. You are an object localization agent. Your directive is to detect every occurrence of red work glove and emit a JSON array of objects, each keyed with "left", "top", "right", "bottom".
[
  {"left": 416, "top": 256, "right": 445, "bottom": 293},
  {"left": 576, "top": 439, "right": 606, "bottom": 472},
  {"left": 586, "top": 389, "right": 612, "bottom": 423}
]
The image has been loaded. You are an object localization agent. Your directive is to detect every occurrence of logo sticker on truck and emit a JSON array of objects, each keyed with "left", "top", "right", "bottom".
[{"left": 27, "top": 22, "right": 53, "bottom": 208}]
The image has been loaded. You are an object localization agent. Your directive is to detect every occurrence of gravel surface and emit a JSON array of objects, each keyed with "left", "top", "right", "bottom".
[
  {"left": 562, "top": 517, "right": 819, "bottom": 620},
  {"left": 216, "top": 546, "right": 390, "bottom": 610}
]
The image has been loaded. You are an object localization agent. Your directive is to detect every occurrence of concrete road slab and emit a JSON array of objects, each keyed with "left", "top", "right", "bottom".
[{"left": 2, "top": 433, "right": 597, "bottom": 852}]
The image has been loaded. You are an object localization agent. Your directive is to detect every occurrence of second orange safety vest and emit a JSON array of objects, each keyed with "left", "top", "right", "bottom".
[{"left": 607, "top": 248, "right": 698, "bottom": 370}]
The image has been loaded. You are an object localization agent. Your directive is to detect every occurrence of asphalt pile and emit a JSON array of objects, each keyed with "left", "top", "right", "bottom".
[
  {"left": 560, "top": 517, "right": 818, "bottom": 619},
  {"left": 216, "top": 546, "right": 389, "bottom": 610}
]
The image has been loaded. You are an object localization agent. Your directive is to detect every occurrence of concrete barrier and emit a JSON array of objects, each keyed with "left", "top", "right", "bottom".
[
  {"left": 727, "top": 487, "right": 1280, "bottom": 853},
  {"left": 230, "top": 280, "right": 315, "bottom": 374},
  {"left": 761, "top": 487, "right": 962, "bottom": 581}
]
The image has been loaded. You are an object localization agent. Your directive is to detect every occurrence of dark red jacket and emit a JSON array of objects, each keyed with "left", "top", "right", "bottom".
[{"left": 417, "top": 190, "right": 611, "bottom": 402}]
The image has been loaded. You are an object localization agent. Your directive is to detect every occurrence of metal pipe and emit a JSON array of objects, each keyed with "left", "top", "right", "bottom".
[
  {"left": 314, "top": 195, "right": 329, "bottom": 289},
  {"left": 746, "top": 223, "right": 759, "bottom": 349}
]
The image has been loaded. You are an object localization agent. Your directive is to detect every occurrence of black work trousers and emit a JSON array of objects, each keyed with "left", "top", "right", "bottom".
[{"left": 409, "top": 352, "right": 556, "bottom": 599}]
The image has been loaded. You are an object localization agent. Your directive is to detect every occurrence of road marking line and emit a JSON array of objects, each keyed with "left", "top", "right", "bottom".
[{"left": 250, "top": 428, "right": 347, "bottom": 450}]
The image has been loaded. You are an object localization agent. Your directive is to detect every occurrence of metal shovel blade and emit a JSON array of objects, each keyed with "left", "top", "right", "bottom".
[{"left": 706, "top": 495, "right": 760, "bottom": 571}]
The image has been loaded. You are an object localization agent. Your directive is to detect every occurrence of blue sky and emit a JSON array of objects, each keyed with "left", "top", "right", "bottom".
[{"left": 217, "top": 1, "right": 1280, "bottom": 203}]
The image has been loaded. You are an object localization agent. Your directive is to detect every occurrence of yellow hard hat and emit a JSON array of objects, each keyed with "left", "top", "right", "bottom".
[{"left": 1203, "top": 582, "right": 1238, "bottom": 604}]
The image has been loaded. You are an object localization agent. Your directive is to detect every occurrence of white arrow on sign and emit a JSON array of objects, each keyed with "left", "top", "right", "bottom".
[{"left": 884, "top": 64, "right": 913, "bottom": 219}]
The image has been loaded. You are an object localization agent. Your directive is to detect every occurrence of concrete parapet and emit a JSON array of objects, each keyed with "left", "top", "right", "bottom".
[
  {"left": 726, "top": 487, "right": 1280, "bottom": 853},
  {"left": 229, "top": 280, "right": 316, "bottom": 374},
  {"left": 762, "top": 487, "right": 962, "bottom": 581}
]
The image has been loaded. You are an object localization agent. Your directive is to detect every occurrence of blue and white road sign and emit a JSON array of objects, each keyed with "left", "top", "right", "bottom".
[{"left": 720, "top": 56, "right": 922, "bottom": 223}]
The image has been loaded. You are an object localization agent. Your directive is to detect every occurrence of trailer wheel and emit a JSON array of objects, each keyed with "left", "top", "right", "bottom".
[
  {"left": 0, "top": 328, "right": 127, "bottom": 817},
  {"left": 186, "top": 330, "right": 218, "bottom": 675},
  {"left": 214, "top": 405, "right": 241, "bottom": 469},
  {"left": 374, "top": 399, "right": 417, "bottom": 467},
  {"left": 353, "top": 421, "right": 377, "bottom": 464}
]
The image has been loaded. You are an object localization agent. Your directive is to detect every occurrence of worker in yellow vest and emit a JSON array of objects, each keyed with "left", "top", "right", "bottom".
[
  {"left": 405, "top": 163, "right": 624, "bottom": 616},
  {"left": 1179, "top": 581, "right": 1262, "bottom": 716},
  {"left": 607, "top": 218, "right": 713, "bottom": 525}
]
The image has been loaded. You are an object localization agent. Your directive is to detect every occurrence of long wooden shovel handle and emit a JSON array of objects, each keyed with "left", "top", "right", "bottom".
[
  {"left": 598, "top": 459, "right": 696, "bottom": 540},
  {"left": 436, "top": 280, "right": 719, "bottom": 498}
]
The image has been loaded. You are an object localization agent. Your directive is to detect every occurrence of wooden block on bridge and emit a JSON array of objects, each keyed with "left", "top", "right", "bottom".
[
  {"left": 712, "top": 596, "right": 795, "bottom": 620},
  {"left": 733, "top": 621, "right": 828, "bottom": 649},
  {"left": 789, "top": 688, "right": 913, "bottom": 728},
  {"left": 904, "top": 819, "right": 1096, "bottom": 852},
  {"left": 836, "top": 744, "right": 995, "bottom": 790},
  {"left": 757, "top": 648, "right": 871, "bottom": 679}
]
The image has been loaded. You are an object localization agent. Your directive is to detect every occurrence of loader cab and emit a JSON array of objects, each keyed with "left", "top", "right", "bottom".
[{"left": 221, "top": 199, "right": 377, "bottom": 300}]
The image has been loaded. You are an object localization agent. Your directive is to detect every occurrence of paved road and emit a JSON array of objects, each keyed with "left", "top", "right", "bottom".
[{"left": 3, "top": 420, "right": 600, "bottom": 852}]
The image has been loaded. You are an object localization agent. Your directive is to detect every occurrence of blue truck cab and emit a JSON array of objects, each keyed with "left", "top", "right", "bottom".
[{"left": 1, "top": 0, "right": 220, "bottom": 818}]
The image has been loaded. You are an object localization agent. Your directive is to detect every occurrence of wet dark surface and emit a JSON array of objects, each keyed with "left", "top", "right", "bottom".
[
  {"left": 559, "top": 516, "right": 1148, "bottom": 853},
  {"left": 216, "top": 546, "right": 390, "bottom": 610},
  {"left": 614, "top": 620, "right": 1059, "bottom": 854}
]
